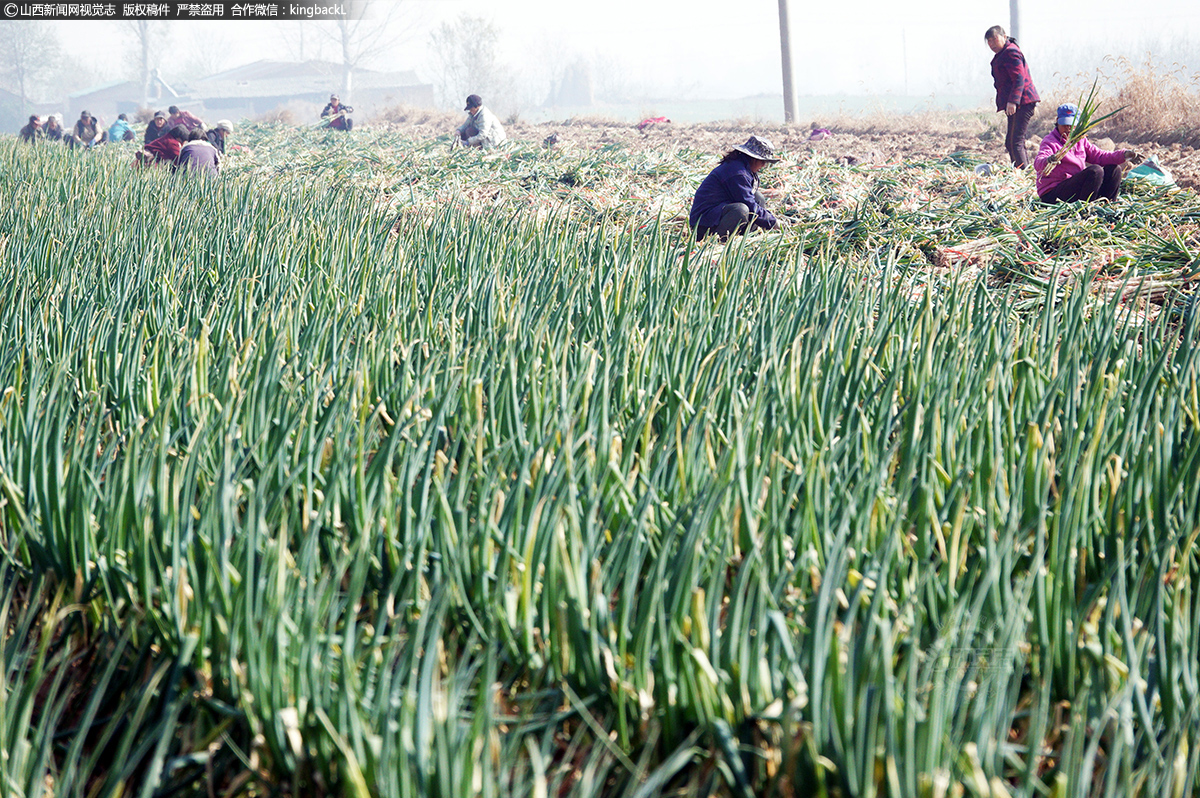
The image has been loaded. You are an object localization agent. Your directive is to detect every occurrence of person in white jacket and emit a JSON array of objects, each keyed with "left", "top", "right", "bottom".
[{"left": 456, "top": 94, "right": 507, "bottom": 148}]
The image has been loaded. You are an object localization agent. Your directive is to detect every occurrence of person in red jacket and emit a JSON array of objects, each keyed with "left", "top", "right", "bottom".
[
  {"left": 167, "top": 105, "right": 204, "bottom": 132},
  {"left": 986, "top": 25, "right": 1039, "bottom": 169},
  {"left": 137, "top": 125, "right": 188, "bottom": 167}
]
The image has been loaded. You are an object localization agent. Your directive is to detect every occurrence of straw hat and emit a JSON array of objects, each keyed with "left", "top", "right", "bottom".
[{"left": 733, "top": 135, "right": 780, "bottom": 163}]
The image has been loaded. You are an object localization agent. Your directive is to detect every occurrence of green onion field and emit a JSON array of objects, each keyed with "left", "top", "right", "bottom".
[{"left": 1, "top": 124, "right": 1198, "bottom": 797}]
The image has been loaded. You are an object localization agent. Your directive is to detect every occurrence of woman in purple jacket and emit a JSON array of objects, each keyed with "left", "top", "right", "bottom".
[
  {"left": 986, "top": 25, "right": 1039, "bottom": 169},
  {"left": 1035, "top": 104, "right": 1142, "bottom": 203},
  {"left": 690, "top": 136, "right": 780, "bottom": 242}
]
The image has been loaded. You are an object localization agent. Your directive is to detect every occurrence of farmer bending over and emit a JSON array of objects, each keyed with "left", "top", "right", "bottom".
[
  {"left": 137, "top": 124, "right": 188, "bottom": 167},
  {"left": 177, "top": 128, "right": 221, "bottom": 176},
  {"left": 168, "top": 105, "right": 205, "bottom": 132},
  {"left": 457, "top": 94, "right": 506, "bottom": 148},
  {"left": 43, "top": 115, "right": 64, "bottom": 141},
  {"left": 689, "top": 136, "right": 780, "bottom": 242},
  {"left": 1035, "top": 103, "right": 1142, "bottom": 203}
]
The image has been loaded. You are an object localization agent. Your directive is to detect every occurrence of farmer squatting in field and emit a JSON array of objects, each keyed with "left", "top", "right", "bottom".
[
  {"left": 457, "top": 94, "right": 507, "bottom": 148},
  {"left": 689, "top": 135, "right": 781, "bottom": 242},
  {"left": 1035, "top": 103, "right": 1144, "bottom": 203},
  {"left": 206, "top": 120, "right": 234, "bottom": 154},
  {"left": 167, "top": 105, "right": 205, "bottom": 132},
  {"left": 68, "top": 110, "right": 103, "bottom": 148},
  {"left": 43, "top": 115, "right": 63, "bottom": 141},
  {"left": 176, "top": 127, "right": 223, "bottom": 176},
  {"left": 19, "top": 116, "right": 42, "bottom": 143},
  {"left": 138, "top": 125, "right": 189, "bottom": 167},
  {"left": 322, "top": 95, "right": 354, "bottom": 131},
  {"left": 108, "top": 114, "right": 135, "bottom": 143},
  {"left": 145, "top": 111, "right": 169, "bottom": 145}
]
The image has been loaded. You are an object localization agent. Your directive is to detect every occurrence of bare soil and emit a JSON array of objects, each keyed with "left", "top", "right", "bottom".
[{"left": 497, "top": 117, "right": 1200, "bottom": 191}]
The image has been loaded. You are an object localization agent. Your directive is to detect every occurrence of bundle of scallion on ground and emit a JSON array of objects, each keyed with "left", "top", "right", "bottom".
[{"left": 1, "top": 129, "right": 1198, "bottom": 798}]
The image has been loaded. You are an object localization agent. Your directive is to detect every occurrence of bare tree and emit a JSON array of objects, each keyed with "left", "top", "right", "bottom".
[
  {"left": 276, "top": 21, "right": 327, "bottom": 63},
  {"left": 168, "top": 25, "right": 232, "bottom": 82},
  {"left": 319, "top": 0, "right": 416, "bottom": 100},
  {"left": 0, "top": 21, "right": 61, "bottom": 112},
  {"left": 122, "top": 20, "right": 170, "bottom": 105},
  {"left": 427, "top": 15, "right": 512, "bottom": 110},
  {"left": 590, "top": 53, "right": 644, "bottom": 104}
]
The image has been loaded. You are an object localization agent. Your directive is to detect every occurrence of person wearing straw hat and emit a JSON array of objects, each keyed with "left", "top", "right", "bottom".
[
  {"left": 1034, "top": 103, "right": 1143, "bottom": 203},
  {"left": 457, "top": 94, "right": 507, "bottom": 148},
  {"left": 689, "top": 136, "right": 781, "bottom": 242},
  {"left": 985, "top": 25, "right": 1039, "bottom": 169}
]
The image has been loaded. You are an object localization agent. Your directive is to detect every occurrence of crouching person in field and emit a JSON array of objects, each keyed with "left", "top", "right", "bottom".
[
  {"left": 67, "top": 110, "right": 104, "bottom": 149},
  {"left": 206, "top": 119, "right": 234, "bottom": 154},
  {"left": 107, "top": 113, "right": 136, "bottom": 143},
  {"left": 1035, "top": 103, "right": 1143, "bottom": 203},
  {"left": 176, "top": 128, "right": 221, "bottom": 176},
  {"left": 322, "top": 95, "right": 353, "bottom": 131},
  {"left": 456, "top": 94, "right": 506, "bottom": 148},
  {"left": 43, "top": 115, "right": 64, "bottom": 142},
  {"left": 19, "top": 115, "right": 43, "bottom": 143},
  {"left": 690, "top": 136, "right": 781, "bottom": 242},
  {"left": 136, "top": 125, "right": 188, "bottom": 168}
]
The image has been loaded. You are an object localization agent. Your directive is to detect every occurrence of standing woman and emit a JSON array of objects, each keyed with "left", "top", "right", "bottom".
[
  {"left": 986, "top": 25, "right": 1039, "bottom": 169},
  {"left": 690, "top": 136, "right": 780, "bottom": 242}
]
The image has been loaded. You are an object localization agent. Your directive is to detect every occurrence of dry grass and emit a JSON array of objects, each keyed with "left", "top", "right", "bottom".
[
  {"left": 255, "top": 105, "right": 298, "bottom": 125},
  {"left": 1051, "top": 58, "right": 1200, "bottom": 147},
  {"left": 371, "top": 104, "right": 460, "bottom": 128},
  {"left": 798, "top": 109, "right": 996, "bottom": 138}
]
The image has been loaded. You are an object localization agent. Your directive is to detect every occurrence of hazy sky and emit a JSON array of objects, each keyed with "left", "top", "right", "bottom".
[{"left": 45, "top": 0, "right": 1200, "bottom": 103}]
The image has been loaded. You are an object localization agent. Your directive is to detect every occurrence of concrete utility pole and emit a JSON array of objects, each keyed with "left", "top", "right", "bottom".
[
  {"left": 778, "top": 0, "right": 797, "bottom": 123},
  {"left": 1010, "top": 0, "right": 1021, "bottom": 41}
]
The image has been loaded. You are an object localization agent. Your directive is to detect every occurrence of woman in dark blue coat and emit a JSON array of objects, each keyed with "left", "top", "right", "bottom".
[{"left": 690, "top": 136, "right": 780, "bottom": 241}]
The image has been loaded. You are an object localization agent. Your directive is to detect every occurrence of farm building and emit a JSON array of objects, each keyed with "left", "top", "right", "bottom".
[
  {"left": 66, "top": 72, "right": 181, "bottom": 124},
  {"left": 186, "top": 60, "right": 434, "bottom": 121},
  {"left": 59, "top": 60, "right": 432, "bottom": 128},
  {"left": 1, "top": 87, "right": 63, "bottom": 133}
]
